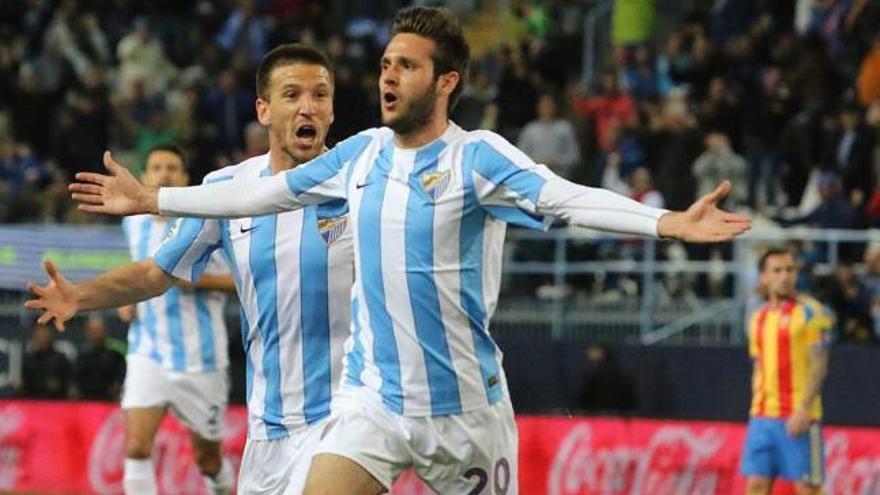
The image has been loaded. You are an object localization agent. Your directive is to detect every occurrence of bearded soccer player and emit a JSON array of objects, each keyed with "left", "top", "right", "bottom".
[
  {"left": 66, "top": 7, "right": 750, "bottom": 494},
  {"left": 741, "top": 247, "right": 833, "bottom": 495},
  {"left": 27, "top": 44, "right": 352, "bottom": 494}
]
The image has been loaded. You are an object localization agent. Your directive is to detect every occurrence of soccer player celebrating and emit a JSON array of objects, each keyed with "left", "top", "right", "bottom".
[
  {"left": 27, "top": 44, "right": 352, "bottom": 494},
  {"left": 741, "top": 247, "right": 833, "bottom": 495},
  {"left": 66, "top": 7, "right": 750, "bottom": 494}
]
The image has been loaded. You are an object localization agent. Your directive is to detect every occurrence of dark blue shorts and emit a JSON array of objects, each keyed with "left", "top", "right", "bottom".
[{"left": 740, "top": 417, "right": 823, "bottom": 485}]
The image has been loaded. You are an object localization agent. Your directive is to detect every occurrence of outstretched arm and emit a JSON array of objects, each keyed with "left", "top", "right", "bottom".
[
  {"left": 24, "top": 259, "right": 176, "bottom": 331},
  {"left": 471, "top": 133, "right": 750, "bottom": 242}
]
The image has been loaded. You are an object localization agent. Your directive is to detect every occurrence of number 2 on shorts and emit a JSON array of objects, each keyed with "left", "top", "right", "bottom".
[{"left": 465, "top": 458, "right": 510, "bottom": 494}]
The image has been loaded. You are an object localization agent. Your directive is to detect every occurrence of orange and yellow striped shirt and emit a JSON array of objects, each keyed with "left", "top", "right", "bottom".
[{"left": 748, "top": 294, "right": 834, "bottom": 420}]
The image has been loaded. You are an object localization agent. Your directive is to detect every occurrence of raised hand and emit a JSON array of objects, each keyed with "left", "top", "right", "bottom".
[
  {"left": 24, "top": 260, "right": 78, "bottom": 331},
  {"left": 69, "top": 151, "right": 159, "bottom": 216},
  {"left": 657, "top": 181, "right": 751, "bottom": 243}
]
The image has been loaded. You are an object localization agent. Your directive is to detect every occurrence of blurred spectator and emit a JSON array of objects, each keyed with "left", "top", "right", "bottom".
[
  {"left": 571, "top": 71, "right": 636, "bottom": 154},
  {"left": 10, "top": 64, "right": 56, "bottom": 158},
  {"left": 824, "top": 104, "right": 875, "bottom": 206},
  {"left": 777, "top": 172, "right": 859, "bottom": 229},
  {"left": 579, "top": 344, "right": 637, "bottom": 413},
  {"left": 495, "top": 47, "right": 538, "bottom": 140},
  {"left": 517, "top": 93, "right": 580, "bottom": 178},
  {"left": 199, "top": 69, "right": 254, "bottom": 156},
  {"left": 820, "top": 262, "right": 875, "bottom": 344},
  {"left": 116, "top": 17, "right": 178, "bottom": 99},
  {"left": 692, "top": 131, "right": 748, "bottom": 209},
  {"left": 21, "top": 324, "right": 72, "bottom": 399},
  {"left": 242, "top": 121, "right": 269, "bottom": 159},
  {"left": 75, "top": 316, "right": 126, "bottom": 401},
  {"left": 652, "top": 88, "right": 702, "bottom": 211},
  {"left": 602, "top": 159, "right": 664, "bottom": 209},
  {"left": 215, "top": 0, "right": 270, "bottom": 70}
]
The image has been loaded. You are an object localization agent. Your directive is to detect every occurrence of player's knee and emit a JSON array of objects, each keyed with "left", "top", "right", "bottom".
[
  {"left": 794, "top": 483, "right": 822, "bottom": 495},
  {"left": 124, "top": 438, "right": 153, "bottom": 460},
  {"left": 746, "top": 477, "right": 772, "bottom": 495}
]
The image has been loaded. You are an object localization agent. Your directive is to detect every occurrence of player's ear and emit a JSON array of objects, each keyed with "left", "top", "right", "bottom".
[
  {"left": 437, "top": 71, "right": 459, "bottom": 98},
  {"left": 256, "top": 97, "right": 270, "bottom": 126}
]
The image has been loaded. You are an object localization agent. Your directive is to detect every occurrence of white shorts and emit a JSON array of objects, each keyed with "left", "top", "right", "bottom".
[
  {"left": 121, "top": 354, "right": 229, "bottom": 441},
  {"left": 237, "top": 418, "right": 329, "bottom": 495},
  {"left": 315, "top": 384, "right": 519, "bottom": 494}
]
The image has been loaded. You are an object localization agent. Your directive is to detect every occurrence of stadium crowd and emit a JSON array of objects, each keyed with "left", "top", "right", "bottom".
[{"left": 2, "top": 0, "right": 880, "bottom": 348}]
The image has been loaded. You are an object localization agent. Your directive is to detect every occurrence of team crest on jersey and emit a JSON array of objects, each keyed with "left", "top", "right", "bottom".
[
  {"left": 420, "top": 169, "right": 451, "bottom": 201},
  {"left": 318, "top": 216, "right": 347, "bottom": 245}
]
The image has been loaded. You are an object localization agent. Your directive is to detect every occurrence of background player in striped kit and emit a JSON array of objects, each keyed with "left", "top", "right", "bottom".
[
  {"left": 741, "top": 247, "right": 833, "bottom": 495},
  {"left": 25, "top": 44, "right": 350, "bottom": 494},
  {"left": 67, "top": 7, "right": 751, "bottom": 495},
  {"left": 26, "top": 144, "right": 237, "bottom": 495}
]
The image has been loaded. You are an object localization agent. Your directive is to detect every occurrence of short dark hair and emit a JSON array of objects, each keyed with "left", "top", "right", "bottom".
[
  {"left": 758, "top": 246, "right": 792, "bottom": 272},
  {"left": 256, "top": 43, "right": 334, "bottom": 101},
  {"left": 146, "top": 143, "right": 187, "bottom": 169},
  {"left": 391, "top": 6, "right": 470, "bottom": 110}
]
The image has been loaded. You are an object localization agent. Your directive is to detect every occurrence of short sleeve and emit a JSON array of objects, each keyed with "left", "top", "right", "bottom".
[{"left": 152, "top": 216, "right": 223, "bottom": 282}]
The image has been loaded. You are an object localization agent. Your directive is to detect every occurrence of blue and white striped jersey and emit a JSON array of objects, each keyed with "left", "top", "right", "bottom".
[
  {"left": 159, "top": 123, "right": 666, "bottom": 417},
  {"left": 122, "top": 214, "right": 230, "bottom": 373},
  {"left": 153, "top": 153, "right": 354, "bottom": 440}
]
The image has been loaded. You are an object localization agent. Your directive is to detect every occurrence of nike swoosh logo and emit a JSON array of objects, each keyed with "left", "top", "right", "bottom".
[
  {"left": 239, "top": 225, "right": 258, "bottom": 234},
  {"left": 356, "top": 182, "right": 370, "bottom": 189}
]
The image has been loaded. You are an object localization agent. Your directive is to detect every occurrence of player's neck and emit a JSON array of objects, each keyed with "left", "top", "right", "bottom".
[
  {"left": 268, "top": 146, "right": 302, "bottom": 175},
  {"left": 394, "top": 112, "right": 449, "bottom": 149}
]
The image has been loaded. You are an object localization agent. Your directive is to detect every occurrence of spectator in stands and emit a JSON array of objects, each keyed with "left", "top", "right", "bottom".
[
  {"left": 517, "top": 93, "right": 580, "bottom": 178},
  {"left": 602, "top": 156, "right": 664, "bottom": 209},
  {"left": 116, "top": 17, "right": 177, "bottom": 99},
  {"left": 215, "top": 0, "right": 269, "bottom": 70},
  {"left": 199, "top": 69, "right": 253, "bottom": 156},
  {"left": 75, "top": 315, "right": 126, "bottom": 401},
  {"left": 820, "top": 262, "right": 876, "bottom": 344},
  {"left": 824, "top": 104, "right": 875, "bottom": 206},
  {"left": 241, "top": 121, "right": 269, "bottom": 160},
  {"left": 571, "top": 71, "right": 636, "bottom": 155},
  {"left": 777, "top": 172, "right": 859, "bottom": 229},
  {"left": 579, "top": 344, "right": 637, "bottom": 414},
  {"left": 692, "top": 131, "right": 748, "bottom": 210},
  {"left": 21, "top": 324, "right": 72, "bottom": 399}
]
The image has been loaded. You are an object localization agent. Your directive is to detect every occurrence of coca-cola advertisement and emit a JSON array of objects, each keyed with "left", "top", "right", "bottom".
[{"left": 1, "top": 401, "right": 878, "bottom": 494}]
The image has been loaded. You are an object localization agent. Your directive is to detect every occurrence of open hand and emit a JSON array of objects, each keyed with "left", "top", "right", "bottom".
[
  {"left": 657, "top": 181, "right": 751, "bottom": 242},
  {"left": 69, "top": 151, "right": 159, "bottom": 216},
  {"left": 24, "top": 260, "right": 78, "bottom": 331}
]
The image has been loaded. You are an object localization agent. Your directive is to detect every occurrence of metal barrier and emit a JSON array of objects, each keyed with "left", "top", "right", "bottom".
[
  {"left": 497, "top": 227, "right": 880, "bottom": 345},
  {"left": 2, "top": 226, "right": 878, "bottom": 351}
]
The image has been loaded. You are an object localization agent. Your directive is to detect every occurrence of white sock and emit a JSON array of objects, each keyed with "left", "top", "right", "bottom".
[
  {"left": 203, "top": 458, "right": 233, "bottom": 495},
  {"left": 123, "top": 458, "right": 157, "bottom": 495}
]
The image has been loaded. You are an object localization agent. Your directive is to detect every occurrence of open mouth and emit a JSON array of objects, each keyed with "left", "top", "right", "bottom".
[
  {"left": 294, "top": 124, "right": 317, "bottom": 146},
  {"left": 383, "top": 92, "right": 398, "bottom": 106}
]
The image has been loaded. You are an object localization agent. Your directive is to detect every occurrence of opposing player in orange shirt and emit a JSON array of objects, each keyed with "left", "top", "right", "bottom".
[{"left": 741, "top": 247, "right": 834, "bottom": 495}]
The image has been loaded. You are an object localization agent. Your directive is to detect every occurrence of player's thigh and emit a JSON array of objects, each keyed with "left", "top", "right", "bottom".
[
  {"left": 308, "top": 385, "right": 411, "bottom": 491},
  {"left": 304, "top": 453, "right": 386, "bottom": 495},
  {"left": 419, "top": 397, "right": 518, "bottom": 495},
  {"left": 740, "top": 418, "right": 777, "bottom": 479},
  {"left": 167, "top": 368, "right": 229, "bottom": 441},
  {"left": 793, "top": 482, "right": 823, "bottom": 495},
  {"left": 124, "top": 407, "right": 166, "bottom": 456},
  {"left": 779, "top": 422, "right": 823, "bottom": 487}
]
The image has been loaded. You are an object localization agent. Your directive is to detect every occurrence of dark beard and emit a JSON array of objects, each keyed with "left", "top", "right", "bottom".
[{"left": 384, "top": 82, "right": 437, "bottom": 135}]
